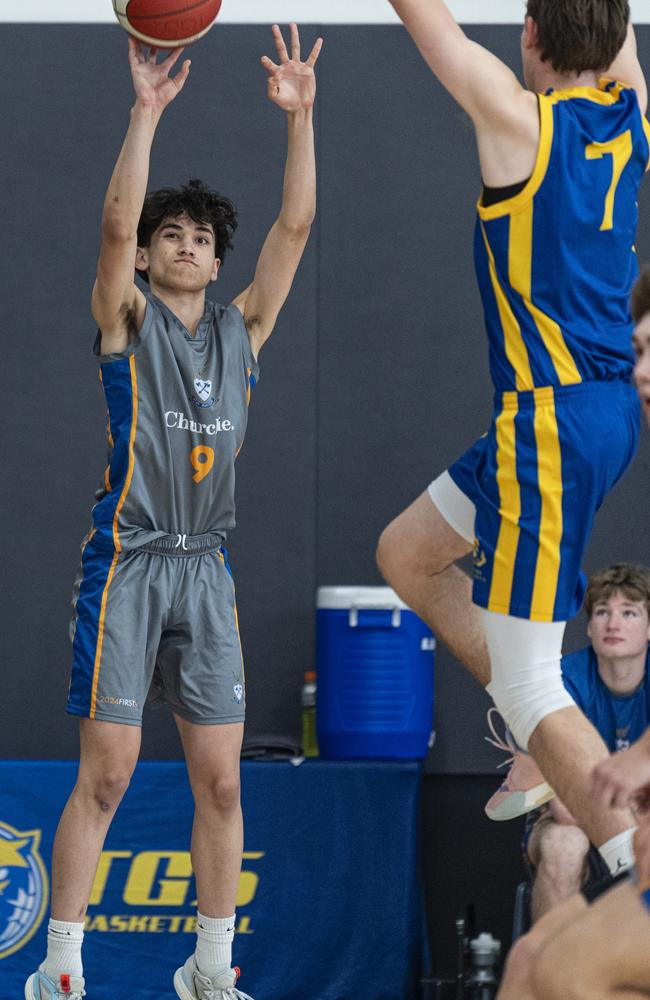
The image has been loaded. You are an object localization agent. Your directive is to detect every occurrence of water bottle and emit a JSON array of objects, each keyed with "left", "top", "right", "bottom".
[
  {"left": 467, "top": 933, "right": 500, "bottom": 1000},
  {"left": 301, "top": 671, "right": 319, "bottom": 757}
]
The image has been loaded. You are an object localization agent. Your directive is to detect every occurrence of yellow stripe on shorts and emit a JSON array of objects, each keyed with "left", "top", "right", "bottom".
[
  {"left": 488, "top": 401, "right": 521, "bottom": 613},
  {"left": 530, "top": 389, "right": 564, "bottom": 622}
]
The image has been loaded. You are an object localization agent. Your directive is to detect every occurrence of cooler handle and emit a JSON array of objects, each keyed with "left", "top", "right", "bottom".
[{"left": 349, "top": 601, "right": 402, "bottom": 628}]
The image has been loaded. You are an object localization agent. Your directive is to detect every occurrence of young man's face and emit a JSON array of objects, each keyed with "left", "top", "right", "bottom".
[
  {"left": 587, "top": 591, "right": 650, "bottom": 661},
  {"left": 136, "top": 213, "right": 220, "bottom": 292},
  {"left": 633, "top": 311, "right": 650, "bottom": 427}
]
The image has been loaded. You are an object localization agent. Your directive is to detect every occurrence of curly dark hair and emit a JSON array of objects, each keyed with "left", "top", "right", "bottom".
[
  {"left": 632, "top": 265, "right": 650, "bottom": 324},
  {"left": 585, "top": 563, "right": 650, "bottom": 617},
  {"left": 526, "top": 0, "right": 629, "bottom": 75},
  {"left": 137, "top": 179, "right": 237, "bottom": 282}
]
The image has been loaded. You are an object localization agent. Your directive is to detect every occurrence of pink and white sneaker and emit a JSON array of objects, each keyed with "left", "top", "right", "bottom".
[{"left": 484, "top": 708, "right": 554, "bottom": 821}]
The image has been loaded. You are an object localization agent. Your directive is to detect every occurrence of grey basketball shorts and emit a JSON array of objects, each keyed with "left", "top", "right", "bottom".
[{"left": 67, "top": 533, "right": 246, "bottom": 726}]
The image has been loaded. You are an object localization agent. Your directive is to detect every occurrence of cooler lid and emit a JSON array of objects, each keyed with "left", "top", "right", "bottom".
[{"left": 316, "top": 586, "right": 411, "bottom": 611}]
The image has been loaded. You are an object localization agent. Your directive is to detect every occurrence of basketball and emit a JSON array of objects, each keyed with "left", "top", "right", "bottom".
[{"left": 112, "top": 0, "right": 222, "bottom": 48}]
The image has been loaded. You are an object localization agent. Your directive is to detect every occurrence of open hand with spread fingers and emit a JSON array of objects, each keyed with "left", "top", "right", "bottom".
[
  {"left": 128, "top": 36, "right": 191, "bottom": 111},
  {"left": 261, "top": 23, "right": 323, "bottom": 112}
]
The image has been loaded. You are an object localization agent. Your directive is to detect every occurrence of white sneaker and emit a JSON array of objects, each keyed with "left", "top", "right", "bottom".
[
  {"left": 174, "top": 957, "right": 254, "bottom": 1000},
  {"left": 24, "top": 971, "right": 85, "bottom": 999}
]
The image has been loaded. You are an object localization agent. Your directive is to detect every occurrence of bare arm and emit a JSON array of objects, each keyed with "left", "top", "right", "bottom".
[
  {"left": 608, "top": 22, "right": 648, "bottom": 117},
  {"left": 389, "top": 0, "right": 531, "bottom": 127},
  {"left": 92, "top": 40, "right": 191, "bottom": 355},
  {"left": 232, "top": 24, "right": 322, "bottom": 357}
]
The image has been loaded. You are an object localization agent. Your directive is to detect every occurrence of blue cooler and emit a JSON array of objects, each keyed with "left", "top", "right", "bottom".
[{"left": 316, "top": 586, "right": 435, "bottom": 759}]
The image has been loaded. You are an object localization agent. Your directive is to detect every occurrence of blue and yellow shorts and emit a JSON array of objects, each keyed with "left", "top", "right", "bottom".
[{"left": 448, "top": 380, "right": 640, "bottom": 622}]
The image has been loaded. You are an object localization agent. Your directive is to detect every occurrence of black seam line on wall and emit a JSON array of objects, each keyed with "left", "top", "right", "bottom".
[{"left": 314, "top": 21, "right": 323, "bottom": 607}]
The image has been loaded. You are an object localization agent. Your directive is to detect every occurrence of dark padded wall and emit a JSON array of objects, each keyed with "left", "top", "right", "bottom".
[{"left": 1, "top": 23, "right": 649, "bottom": 772}]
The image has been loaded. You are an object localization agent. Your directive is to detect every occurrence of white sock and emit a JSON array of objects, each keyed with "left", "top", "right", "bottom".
[
  {"left": 598, "top": 828, "right": 636, "bottom": 876},
  {"left": 194, "top": 912, "right": 236, "bottom": 977},
  {"left": 40, "top": 919, "right": 84, "bottom": 980}
]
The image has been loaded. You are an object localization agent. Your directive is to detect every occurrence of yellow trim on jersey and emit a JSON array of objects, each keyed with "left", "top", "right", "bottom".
[
  {"left": 530, "top": 393, "right": 563, "bottom": 622},
  {"left": 478, "top": 80, "right": 629, "bottom": 222},
  {"left": 548, "top": 80, "right": 628, "bottom": 107},
  {"left": 487, "top": 403, "right": 521, "bottom": 613},
  {"left": 509, "top": 211, "right": 582, "bottom": 386},
  {"left": 89, "top": 552, "right": 119, "bottom": 719},
  {"left": 643, "top": 117, "right": 650, "bottom": 171},
  {"left": 480, "top": 223, "right": 534, "bottom": 390},
  {"left": 478, "top": 97, "right": 554, "bottom": 221},
  {"left": 112, "top": 356, "right": 139, "bottom": 553}
]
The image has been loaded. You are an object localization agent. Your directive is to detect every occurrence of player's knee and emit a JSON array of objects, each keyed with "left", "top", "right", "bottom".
[
  {"left": 483, "top": 612, "right": 573, "bottom": 751},
  {"left": 80, "top": 766, "right": 134, "bottom": 814},
  {"left": 195, "top": 771, "right": 241, "bottom": 815},
  {"left": 376, "top": 520, "right": 404, "bottom": 583},
  {"left": 537, "top": 823, "right": 590, "bottom": 881},
  {"left": 501, "top": 931, "right": 540, "bottom": 986},
  {"left": 531, "top": 942, "right": 591, "bottom": 1000}
]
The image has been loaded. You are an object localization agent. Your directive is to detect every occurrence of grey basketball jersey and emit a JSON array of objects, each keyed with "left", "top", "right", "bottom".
[{"left": 91, "top": 293, "right": 260, "bottom": 552}]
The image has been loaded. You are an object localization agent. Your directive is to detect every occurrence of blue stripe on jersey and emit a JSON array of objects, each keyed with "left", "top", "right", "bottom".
[
  {"left": 475, "top": 81, "right": 648, "bottom": 392},
  {"left": 68, "top": 544, "right": 116, "bottom": 716},
  {"left": 92, "top": 358, "right": 135, "bottom": 548}
]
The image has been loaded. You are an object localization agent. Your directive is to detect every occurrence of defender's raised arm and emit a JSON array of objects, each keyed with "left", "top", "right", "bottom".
[
  {"left": 608, "top": 22, "right": 648, "bottom": 114},
  {"left": 92, "top": 40, "right": 191, "bottom": 355},
  {"left": 388, "top": 0, "right": 528, "bottom": 126},
  {"left": 232, "top": 24, "right": 322, "bottom": 356}
]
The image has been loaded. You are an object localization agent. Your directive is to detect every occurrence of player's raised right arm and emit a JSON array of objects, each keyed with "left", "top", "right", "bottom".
[{"left": 92, "top": 39, "right": 191, "bottom": 355}]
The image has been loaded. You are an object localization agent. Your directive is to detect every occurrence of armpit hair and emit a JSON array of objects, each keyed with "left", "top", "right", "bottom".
[
  {"left": 245, "top": 313, "right": 261, "bottom": 332},
  {"left": 120, "top": 301, "right": 140, "bottom": 343}
]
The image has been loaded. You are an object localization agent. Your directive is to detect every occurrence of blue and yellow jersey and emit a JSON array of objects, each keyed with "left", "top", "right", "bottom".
[{"left": 475, "top": 79, "right": 650, "bottom": 393}]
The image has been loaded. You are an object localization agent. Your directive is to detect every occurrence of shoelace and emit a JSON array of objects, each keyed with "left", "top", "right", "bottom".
[{"left": 484, "top": 707, "right": 517, "bottom": 768}]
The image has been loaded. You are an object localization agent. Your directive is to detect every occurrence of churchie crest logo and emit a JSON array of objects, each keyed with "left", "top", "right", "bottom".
[{"left": 0, "top": 821, "right": 49, "bottom": 960}]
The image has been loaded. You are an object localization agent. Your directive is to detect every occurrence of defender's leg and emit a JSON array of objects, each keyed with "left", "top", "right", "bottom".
[{"left": 376, "top": 476, "right": 490, "bottom": 687}]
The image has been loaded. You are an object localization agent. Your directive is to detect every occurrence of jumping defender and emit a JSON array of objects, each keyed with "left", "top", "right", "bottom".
[
  {"left": 378, "top": 0, "right": 649, "bottom": 877},
  {"left": 494, "top": 265, "right": 650, "bottom": 1000},
  {"left": 25, "top": 24, "right": 322, "bottom": 1000}
]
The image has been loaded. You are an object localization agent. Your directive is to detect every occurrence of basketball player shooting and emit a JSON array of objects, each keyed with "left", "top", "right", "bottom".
[
  {"left": 24, "top": 23, "right": 322, "bottom": 1000},
  {"left": 377, "top": 0, "right": 649, "bottom": 880}
]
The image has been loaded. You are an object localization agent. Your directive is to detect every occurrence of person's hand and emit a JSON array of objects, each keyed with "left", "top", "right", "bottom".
[
  {"left": 590, "top": 735, "right": 650, "bottom": 810},
  {"left": 128, "top": 37, "right": 191, "bottom": 112},
  {"left": 261, "top": 24, "right": 323, "bottom": 113}
]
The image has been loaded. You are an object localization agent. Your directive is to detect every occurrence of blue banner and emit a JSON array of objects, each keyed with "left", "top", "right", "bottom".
[{"left": 0, "top": 760, "right": 424, "bottom": 999}]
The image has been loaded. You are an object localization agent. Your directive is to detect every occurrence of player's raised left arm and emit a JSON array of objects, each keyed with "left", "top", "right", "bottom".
[
  {"left": 607, "top": 21, "right": 647, "bottom": 117},
  {"left": 232, "top": 24, "right": 322, "bottom": 357}
]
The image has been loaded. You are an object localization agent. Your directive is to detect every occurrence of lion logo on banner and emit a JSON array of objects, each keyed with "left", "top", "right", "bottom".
[{"left": 0, "top": 821, "right": 49, "bottom": 960}]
